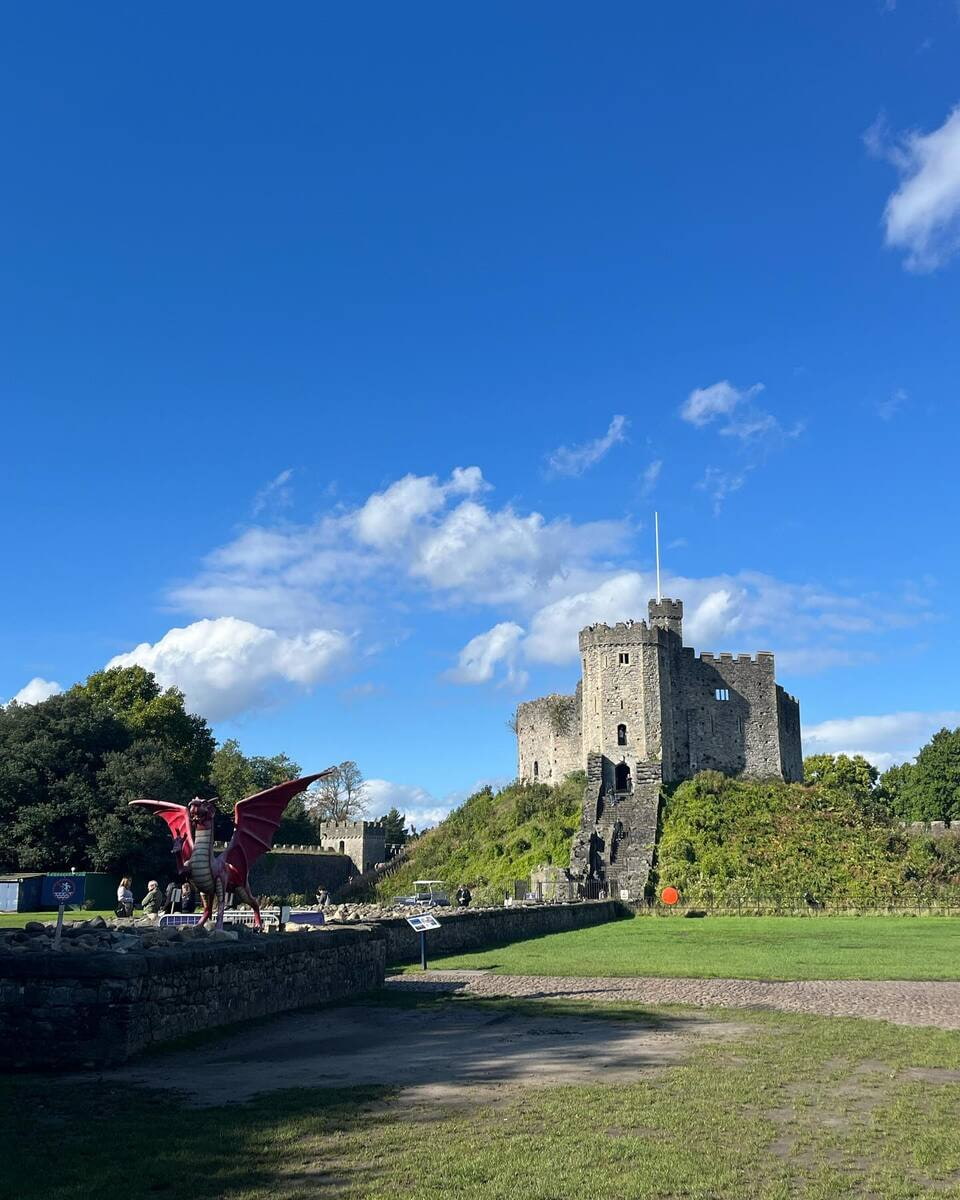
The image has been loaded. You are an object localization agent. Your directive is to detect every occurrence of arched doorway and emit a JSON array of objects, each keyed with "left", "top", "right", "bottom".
[{"left": 615, "top": 762, "right": 632, "bottom": 792}]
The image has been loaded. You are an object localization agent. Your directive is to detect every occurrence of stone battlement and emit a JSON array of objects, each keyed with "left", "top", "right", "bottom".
[
  {"left": 578, "top": 620, "right": 665, "bottom": 649},
  {"left": 698, "top": 651, "right": 775, "bottom": 665},
  {"left": 318, "top": 820, "right": 385, "bottom": 835}
]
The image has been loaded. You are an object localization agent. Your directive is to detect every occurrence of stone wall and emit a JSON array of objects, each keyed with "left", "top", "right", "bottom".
[
  {"left": 516, "top": 691, "right": 582, "bottom": 785},
  {"left": 569, "top": 755, "right": 661, "bottom": 898},
  {"left": 318, "top": 820, "right": 386, "bottom": 874},
  {"left": 250, "top": 850, "right": 354, "bottom": 898},
  {"left": 0, "top": 925, "right": 385, "bottom": 1070},
  {"left": 777, "top": 686, "right": 803, "bottom": 782},
  {"left": 673, "top": 650, "right": 786, "bottom": 780},
  {"left": 0, "top": 902, "right": 630, "bottom": 1070},
  {"left": 375, "top": 899, "right": 629, "bottom": 964}
]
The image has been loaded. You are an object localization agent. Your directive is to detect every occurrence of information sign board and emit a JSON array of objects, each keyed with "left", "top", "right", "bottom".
[{"left": 406, "top": 914, "right": 440, "bottom": 932}]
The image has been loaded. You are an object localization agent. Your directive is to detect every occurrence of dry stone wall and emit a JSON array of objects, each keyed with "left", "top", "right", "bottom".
[
  {"left": 374, "top": 899, "right": 629, "bottom": 964},
  {"left": 0, "top": 902, "right": 628, "bottom": 1070},
  {"left": 0, "top": 925, "right": 385, "bottom": 1070}
]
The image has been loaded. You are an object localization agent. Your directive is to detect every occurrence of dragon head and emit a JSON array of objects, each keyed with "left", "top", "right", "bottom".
[{"left": 187, "top": 797, "right": 218, "bottom": 829}]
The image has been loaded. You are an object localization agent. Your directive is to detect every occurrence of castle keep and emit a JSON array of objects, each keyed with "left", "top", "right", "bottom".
[{"left": 516, "top": 597, "right": 802, "bottom": 898}]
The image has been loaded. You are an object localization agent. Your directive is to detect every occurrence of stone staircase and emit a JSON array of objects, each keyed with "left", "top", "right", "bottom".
[{"left": 569, "top": 754, "right": 662, "bottom": 899}]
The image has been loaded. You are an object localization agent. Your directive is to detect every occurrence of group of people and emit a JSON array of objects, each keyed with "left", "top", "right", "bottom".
[{"left": 115, "top": 876, "right": 199, "bottom": 918}]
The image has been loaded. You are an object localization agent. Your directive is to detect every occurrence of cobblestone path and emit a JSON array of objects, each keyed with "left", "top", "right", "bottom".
[{"left": 388, "top": 970, "right": 960, "bottom": 1029}]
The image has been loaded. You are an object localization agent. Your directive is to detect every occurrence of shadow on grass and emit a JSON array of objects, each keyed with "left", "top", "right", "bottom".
[{"left": 4, "top": 1076, "right": 400, "bottom": 1200}]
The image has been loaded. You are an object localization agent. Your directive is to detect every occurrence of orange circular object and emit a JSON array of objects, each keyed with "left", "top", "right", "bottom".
[{"left": 660, "top": 886, "right": 680, "bottom": 906}]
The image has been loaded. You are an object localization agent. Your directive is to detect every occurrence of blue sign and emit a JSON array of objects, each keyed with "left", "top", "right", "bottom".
[{"left": 52, "top": 878, "right": 76, "bottom": 903}]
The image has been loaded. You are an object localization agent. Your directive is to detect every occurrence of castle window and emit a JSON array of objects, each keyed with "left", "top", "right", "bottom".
[
  {"left": 533, "top": 760, "right": 539, "bottom": 778},
  {"left": 619, "top": 652, "right": 630, "bottom": 665},
  {"left": 617, "top": 723, "right": 627, "bottom": 746},
  {"left": 338, "top": 840, "right": 345, "bottom": 854},
  {"left": 715, "top": 688, "right": 730, "bottom": 701}
]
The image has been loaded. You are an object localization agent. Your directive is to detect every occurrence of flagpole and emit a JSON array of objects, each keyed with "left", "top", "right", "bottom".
[{"left": 655, "top": 511, "right": 661, "bottom": 603}]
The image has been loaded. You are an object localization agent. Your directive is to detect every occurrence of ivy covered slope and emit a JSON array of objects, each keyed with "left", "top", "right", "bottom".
[
  {"left": 378, "top": 774, "right": 584, "bottom": 902},
  {"left": 656, "top": 763, "right": 960, "bottom": 905}
]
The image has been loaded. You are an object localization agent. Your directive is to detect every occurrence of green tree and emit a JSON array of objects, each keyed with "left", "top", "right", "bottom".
[
  {"left": 382, "top": 806, "right": 408, "bottom": 854},
  {"left": 803, "top": 753, "right": 885, "bottom": 820},
  {"left": 210, "top": 741, "right": 311, "bottom": 842},
  {"left": 898, "top": 728, "right": 960, "bottom": 822},
  {"left": 0, "top": 667, "right": 214, "bottom": 874},
  {"left": 878, "top": 761, "right": 916, "bottom": 821},
  {"left": 307, "top": 761, "right": 367, "bottom": 823}
]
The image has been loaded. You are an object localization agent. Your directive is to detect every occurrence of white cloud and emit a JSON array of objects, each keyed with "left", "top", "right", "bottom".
[
  {"left": 449, "top": 567, "right": 929, "bottom": 682},
  {"left": 547, "top": 415, "right": 628, "bottom": 477},
  {"left": 868, "top": 105, "right": 960, "bottom": 271},
  {"left": 252, "top": 468, "right": 294, "bottom": 516},
  {"left": 697, "top": 466, "right": 748, "bottom": 514},
  {"left": 681, "top": 380, "right": 800, "bottom": 458},
  {"left": 681, "top": 381, "right": 762, "bottom": 428},
  {"left": 523, "top": 573, "right": 648, "bottom": 665},
  {"left": 640, "top": 459, "right": 662, "bottom": 498},
  {"left": 364, "top": 779, "right": 451, "bottom": 830},
  {"left": 803, "top": 710, "right": 960, "bottom": 771},
  {"left": 8, "top": 677, "right": 63, "bottom": 705},
  {"left": 445, "top": 621, "right": 527, "bottom": 688},
  {"left": 354, "top": 467, "right": 487, "bottom": 548},
  {"left": 174, "top": 467, "right": 630, "bottom": 625},
  {"left": 107, "top": 617, "right": 350, "bottom": 721},
  {"left": 365, "top": 776, "right": 512, "bottom": 831}
]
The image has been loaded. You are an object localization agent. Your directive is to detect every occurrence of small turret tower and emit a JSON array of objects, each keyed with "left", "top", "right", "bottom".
[{"left": 647, "top": 597, "right": 683, "bottom": 638}]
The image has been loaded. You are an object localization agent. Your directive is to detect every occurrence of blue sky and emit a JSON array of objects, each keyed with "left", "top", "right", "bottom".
[{"left": 2, "top": 3, "right": 960, "bottom": 827}]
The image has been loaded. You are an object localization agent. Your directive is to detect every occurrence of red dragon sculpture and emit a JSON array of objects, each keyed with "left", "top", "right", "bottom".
[{"left": 130, "top": 770, "right": 333, "bottom": 929}]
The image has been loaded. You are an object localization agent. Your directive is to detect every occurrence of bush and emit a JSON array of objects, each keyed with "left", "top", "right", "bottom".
[{"left": 656, "top": 772, "right": 952, "bottom": 905}]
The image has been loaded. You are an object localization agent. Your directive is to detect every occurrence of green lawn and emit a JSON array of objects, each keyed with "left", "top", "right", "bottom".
[
  {"left": 419, "top": 914, "right": 960, "bottom": 980},
  {"left": 0, "top": 909, "right": 116, "bottom": 927},
  {"left": 7, "top": 995, "right": 960, "bottom": 1199}
]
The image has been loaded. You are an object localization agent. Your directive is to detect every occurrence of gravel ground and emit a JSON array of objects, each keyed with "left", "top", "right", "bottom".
[{"left": 388, "top": 970, "right": 960, "bottom": 1029}]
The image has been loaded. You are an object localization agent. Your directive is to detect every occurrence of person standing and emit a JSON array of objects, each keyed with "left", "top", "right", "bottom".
[
  {"left": 180, "top": 881, "right": 197, "bottom": 913},
  {"left": 456, "top": 884, "right": 472, "bottom": 908},
  {"left": 141, "top": 880, "right": 164, "bottom": 916},
  {"left": 116, "top": 876, "right": 134, "bottom": 918}
]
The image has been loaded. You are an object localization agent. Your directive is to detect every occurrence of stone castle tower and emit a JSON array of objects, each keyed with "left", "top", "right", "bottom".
[{"left": 515, "top": 597, "right": 802, "bottom": 898}]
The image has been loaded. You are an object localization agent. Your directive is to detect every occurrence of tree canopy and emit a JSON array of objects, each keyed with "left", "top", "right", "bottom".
[
  {"left": 210, "top": 739, "right": 313, "bottom": 843},
  {"left": 307, "top": 760, "right": 367, "bottom": 823},
  {"left": 880, "top": 728, "right": 960, "bottom": 823},
  {"left": 0, "top": 667, "right": 214, "bottom": 874}
]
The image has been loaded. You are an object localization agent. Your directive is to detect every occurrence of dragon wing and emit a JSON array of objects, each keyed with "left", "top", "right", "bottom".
[
  {"left": 222, "top": 770, "right": 333, "bottom": 887},
  {"left": 128, "top": 798, "right": 195, "bottom": 869}
]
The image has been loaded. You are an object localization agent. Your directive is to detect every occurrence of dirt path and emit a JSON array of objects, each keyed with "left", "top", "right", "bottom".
[
  {"left": 97, "top": 1000, "right": 745, "bottom": 1104},
  {"left": 388, "top": 970, "right": 960, "bottom": 1028}
]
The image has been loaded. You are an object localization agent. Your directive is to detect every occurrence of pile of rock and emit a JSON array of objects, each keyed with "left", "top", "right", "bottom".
[
  {"left": 316, "top": 902, "right": 494, "bottom": 925},
  {"left": 0, "top": 917, "right": 259, "bottom": 954}
]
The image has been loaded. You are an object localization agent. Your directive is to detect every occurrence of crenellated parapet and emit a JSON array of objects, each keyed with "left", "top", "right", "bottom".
[{"left": 578, "top": 619, "right": 662, "bottom": 650}]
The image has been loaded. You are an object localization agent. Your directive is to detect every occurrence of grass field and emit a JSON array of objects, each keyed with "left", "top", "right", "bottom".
[
  {"left": 419, "top": 914, "right": 960, "bottom": 980},
  {"left": 0, "top": 909, "right": 116, "bottom": 927},
  {"left": 7, "top": 993, "right": 960, "bottom": 1199}
]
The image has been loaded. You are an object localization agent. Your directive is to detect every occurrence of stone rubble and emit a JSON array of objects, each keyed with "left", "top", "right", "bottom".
[
  {"left": 0, "top": 916, "right": 255, "bottom": 954},
  {"left": 0, "top": 902, "right": 513, "bottom": 949}
]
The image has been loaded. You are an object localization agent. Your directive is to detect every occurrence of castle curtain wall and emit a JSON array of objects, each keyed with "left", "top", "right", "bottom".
[{"left": 516, "top": 693, "right": 582, "bottom": 785}]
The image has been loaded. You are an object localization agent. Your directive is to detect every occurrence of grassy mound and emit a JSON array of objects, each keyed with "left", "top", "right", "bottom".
[
  {"left": 378, "top": 774, "right": 584, "bottom": 903},
  {"left": 656, "top": 771, "right": 960, "bottom": 905}
]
